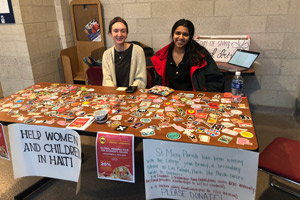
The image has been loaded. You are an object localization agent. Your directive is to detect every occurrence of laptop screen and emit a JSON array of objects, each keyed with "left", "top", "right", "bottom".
[{"left": 228, "top": 49, "right": 260, "bottom": 69}]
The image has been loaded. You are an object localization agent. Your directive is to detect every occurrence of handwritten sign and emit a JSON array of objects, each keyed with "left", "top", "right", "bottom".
[
  {"left": 0, "top": 123, "right": 10, "bottom": 160},
  {"left": 143, "top": 139, "right": 258, "bottom": 200},
  {"left": 195, "top": 35, "right": 250, "bottom": 62},
  {"left": 96, "top": 132, "right": 135, "bottom": 183},
  {"left": 8, "top": 124, "right": 81, "bottom": 182}
]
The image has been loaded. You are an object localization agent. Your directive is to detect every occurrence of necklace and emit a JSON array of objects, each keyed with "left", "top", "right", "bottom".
[{"left": 116, "top": 50, "right": 124, "bottom": 60}]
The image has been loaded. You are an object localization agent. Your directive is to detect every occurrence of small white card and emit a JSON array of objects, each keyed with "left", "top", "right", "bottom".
[{"left": 116, "top": 87, "right": 127, "bottom": 91}]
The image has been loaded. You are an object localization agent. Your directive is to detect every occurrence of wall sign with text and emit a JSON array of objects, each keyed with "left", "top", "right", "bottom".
[{"left": 195, "top": 35, "right": 250, "bottom": 62}]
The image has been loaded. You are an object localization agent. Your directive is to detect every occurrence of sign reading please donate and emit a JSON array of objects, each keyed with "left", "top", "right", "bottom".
[
  {"left": 8, "top": 124, "right": 81, "bottom": 182},
  {"left": 143, "top": 139, "right": 258, "bottom": 200}
]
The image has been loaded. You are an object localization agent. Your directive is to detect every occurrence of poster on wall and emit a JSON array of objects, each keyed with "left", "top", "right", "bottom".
[
  {"left": 84, "top": 18, "right": 101, "bottom": 42},
  {"left": 96, "top": 132, "right": 135, "bottom": 183},
  {"left": 143, "top": 139, "right": 259, "bottom": 200},
  {"left": 0, "top": 0, "right": 15, "bottom": 24},
  {"left": 195, "top": 35, "right": 250, "bottom": 62},
  {"left": 8, "top": 124, "right": 82, "bottom": 182}
]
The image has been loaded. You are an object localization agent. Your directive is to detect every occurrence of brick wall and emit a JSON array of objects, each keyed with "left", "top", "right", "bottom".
[
  {"left": 0, "top": 0, "right": 33, "bottom": 95},
  {"left": 20, "top": 0, "right": 63, "bottom": 84},
  {"left": 0, "top": 0, "right": 71, "bottom": 97},
  {"left": 55, "top": 0, "right": 74, "bottom": 49}
]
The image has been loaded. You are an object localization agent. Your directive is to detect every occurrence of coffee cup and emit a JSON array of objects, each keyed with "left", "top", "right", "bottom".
[{"left": 94, "top": 109, "right": 108, "bottom": 124}]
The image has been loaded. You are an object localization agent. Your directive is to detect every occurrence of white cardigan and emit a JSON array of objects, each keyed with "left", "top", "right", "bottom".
[{"left": 102, "top": 44, "right": 147, "bottom": 88}]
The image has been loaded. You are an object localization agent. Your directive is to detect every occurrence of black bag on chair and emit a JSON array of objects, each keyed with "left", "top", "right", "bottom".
[
  {"left": 127, "top": 41, "right": 154, "bottom": 57},
  {"left": 83, "top": 57, "right": 102, "bottom": 67}
]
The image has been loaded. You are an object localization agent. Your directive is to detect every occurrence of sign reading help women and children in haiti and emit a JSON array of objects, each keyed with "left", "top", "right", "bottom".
[
  {"left": 195, "top": 35, "right": 250, "bottom": 62},
  {"left": 8, "top": 124, "right": 81, "bottom": 182},
  {"left": 143, "top": 139, "right": 258, "bottom": 200}
]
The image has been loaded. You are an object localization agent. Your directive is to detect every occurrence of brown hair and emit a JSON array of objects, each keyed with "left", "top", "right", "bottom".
[{"left": 108, "top": 17, "right": 128, "bottom": 33}]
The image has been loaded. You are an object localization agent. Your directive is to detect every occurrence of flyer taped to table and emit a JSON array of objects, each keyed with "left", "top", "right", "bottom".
[
  {"left": 143, "top": 139, "right": 258, "bottom": 200},
  {"left": 96, "top": 132, "right": 135, "bottom": 183}
]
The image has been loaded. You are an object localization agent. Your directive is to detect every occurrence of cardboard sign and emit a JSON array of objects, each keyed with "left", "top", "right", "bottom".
[
  {"left": 143, "top": 139, "right": 258, "bottom": 200},
  {"left": 8, "top": 124, "right": 81, "bottom": 182},
  {"left": 195, "top": 35, "right": 250, "bottom": 62},
  {"left": 96, "top": 132, "right": 135, "bottom": 183},
  {"left": 0, "top": 123, "right": 10, "bottom": 160}
]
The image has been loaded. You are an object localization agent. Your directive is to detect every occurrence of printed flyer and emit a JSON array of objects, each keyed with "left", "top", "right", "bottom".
[
  {"left": 66, "top": 117, "right": 94, "bottom": 130},
  {"left": 96, "top": 132, "right": 134, "bottom": 183},
  {"left": 84, "top": 18, "right": 101, "bottom": 42},
  {"left": 0, "top": 123, "right": 9, "bottom": 160}
]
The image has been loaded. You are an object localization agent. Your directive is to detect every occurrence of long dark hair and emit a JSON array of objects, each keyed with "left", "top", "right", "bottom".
[{"left": 171, "top": 19, "right": 209, "bottom": 66}]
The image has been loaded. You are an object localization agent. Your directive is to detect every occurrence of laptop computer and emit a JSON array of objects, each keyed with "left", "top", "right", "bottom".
[{"left": 217, "top": 49, "right": 260, "bottom": 71}]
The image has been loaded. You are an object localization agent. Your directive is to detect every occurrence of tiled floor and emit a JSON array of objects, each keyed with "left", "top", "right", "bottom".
[{"left": 0, "top": 112, "right": 299, "bottom": 200}]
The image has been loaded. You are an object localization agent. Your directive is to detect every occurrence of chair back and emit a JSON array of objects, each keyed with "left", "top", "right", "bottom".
[
  {"left": 146, "top": 67, "right": 155, "bottom": 89},
  {"left": 86, "top": 66, "right": 103, "bottom": 86}
]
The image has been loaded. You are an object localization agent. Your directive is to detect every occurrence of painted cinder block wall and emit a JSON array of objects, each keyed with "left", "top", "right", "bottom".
[
  {"left": 0, "top": 0, "right": 300, "bottom": 110},
  {"left": 0, "top": 0, "right": 32, "bottom": 95},
  {"left": 0, "top": 0, "right": 73, "bottom": 96}
]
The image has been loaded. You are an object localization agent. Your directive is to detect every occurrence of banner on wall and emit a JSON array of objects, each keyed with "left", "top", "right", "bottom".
[
  {"left": 96, "top": 132, "right": 135, "bottom": 183},
  {"left": 0, "top": 123, "right": 10, "bottom": 160},
  {"left": 8, "top": 124, "right": 81, "bottom": 182},
  {"left": 195, "top": 35, "right": 250, "bottom": 62},
  {"left": 143, "top": 139, "right": 259, "bottom": 200}
]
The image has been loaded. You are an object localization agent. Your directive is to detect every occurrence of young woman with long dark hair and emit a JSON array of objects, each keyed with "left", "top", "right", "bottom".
[{"left": 151, "top": 19, "right": 224, "bottom": 92}]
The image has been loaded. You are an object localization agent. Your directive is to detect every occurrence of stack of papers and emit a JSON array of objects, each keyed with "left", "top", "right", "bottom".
[{"left": 148, "top": 85, "right": 174, "bottom": 97}]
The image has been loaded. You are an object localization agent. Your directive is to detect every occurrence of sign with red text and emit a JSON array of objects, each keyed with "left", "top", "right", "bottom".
[
  {"left": 8, "top": 124, "right": 81, "bottom": 182},
  {"left": 96, "top": 132, "right": 134, "bottom": 183},
  {"left": 143, "top": 139, "right": 258, "bottom": 200},
  {"left": 0, "top": 123, "right": 10, "bottom": 160}
]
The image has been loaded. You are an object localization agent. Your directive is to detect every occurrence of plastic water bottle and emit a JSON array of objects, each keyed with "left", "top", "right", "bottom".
[{"left": 231, "top": 71, "right": 243, "bottom": 103}]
